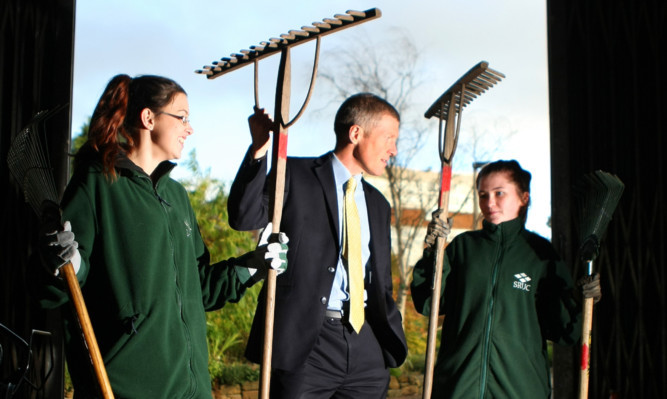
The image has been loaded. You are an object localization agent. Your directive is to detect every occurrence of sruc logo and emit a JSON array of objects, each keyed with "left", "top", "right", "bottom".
[{"left": 513, "top": 273, "right": 531, "bottom": 292}]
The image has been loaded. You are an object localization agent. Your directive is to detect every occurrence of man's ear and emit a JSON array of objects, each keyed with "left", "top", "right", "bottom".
[
  {"left": 349, "top": 125, "right": 363, "bottom": 145},
  {"left": 140, "top": 108, "right": 155, "bottom": 130}
]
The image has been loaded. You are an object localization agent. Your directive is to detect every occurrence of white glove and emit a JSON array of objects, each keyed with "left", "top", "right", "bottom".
[
  {"left": 247, "top": 222, "right": 289, "bottom": 279},
  {"left": 44, "top": 220, "right": 81, "bottom": 276}
]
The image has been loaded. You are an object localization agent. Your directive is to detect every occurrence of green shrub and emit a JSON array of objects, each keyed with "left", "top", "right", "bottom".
[
  {"left": 205, "top": 284, "right": 261, "bottom": 364},
  {"left": 181, "top": 152, "right": 262, "bottom": 381},
  {"left": 209, "top": 362, "right": 260, "bottom": 386}
]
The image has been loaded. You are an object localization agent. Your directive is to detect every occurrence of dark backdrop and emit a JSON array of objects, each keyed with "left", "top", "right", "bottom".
[
  {"left": 1, "top": 1, "right": 666, "bottom": 398},
  {"left": 1, "top": 0, "right": 74, "bottom": 398},
  {"left": 548, "top": 1, "right": 666, "bottom": 398}
]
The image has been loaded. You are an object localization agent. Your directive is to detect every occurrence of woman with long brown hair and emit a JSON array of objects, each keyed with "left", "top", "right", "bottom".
[{"left": 39, "top": 74, "right": 287, "bottom": 398}]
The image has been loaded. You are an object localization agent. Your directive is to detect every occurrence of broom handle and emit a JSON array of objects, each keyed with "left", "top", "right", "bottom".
[
  {"left": 61, "top": 262, "right": 114, "bottom": 398},
  {"left": 579, "top": 295, "right": 594, "bottom": 399}
]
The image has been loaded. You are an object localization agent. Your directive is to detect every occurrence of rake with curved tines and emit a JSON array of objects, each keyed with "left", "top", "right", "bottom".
[
  {"left": 7, "top": 109, "right": 115, "bottom": 399},
  {"left": 196, "top": 9, "right": 381, "bottom": 398},
  {"left": 422, "top": 61, "right": 505, "bottom": 399}
]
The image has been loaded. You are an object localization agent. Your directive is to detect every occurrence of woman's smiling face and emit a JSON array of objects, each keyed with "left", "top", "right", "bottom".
[{"left": 151, "top": 92, "right": 193, "bottom": 161}]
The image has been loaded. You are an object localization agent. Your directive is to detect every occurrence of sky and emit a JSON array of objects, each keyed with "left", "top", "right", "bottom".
[{"left": 71, "top": 0, "right": 552, "bottom": 237}]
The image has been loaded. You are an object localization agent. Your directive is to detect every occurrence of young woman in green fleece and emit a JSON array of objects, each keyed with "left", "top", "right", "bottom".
[
  {"left": 39, "top": 74, "right": 288, "bottom": 398},
  {"left": 411, "top": 159, "right": 601, "bottom": 399}
]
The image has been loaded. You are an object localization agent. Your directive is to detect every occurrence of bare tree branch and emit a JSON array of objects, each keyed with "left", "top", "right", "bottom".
[{"left": 317, "top": 29, "right": 513, "bottom": 320}]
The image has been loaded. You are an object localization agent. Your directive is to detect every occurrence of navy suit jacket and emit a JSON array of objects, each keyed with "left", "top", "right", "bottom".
[{"left": 228, "top": 150, "right": 407, "bottom": 371}]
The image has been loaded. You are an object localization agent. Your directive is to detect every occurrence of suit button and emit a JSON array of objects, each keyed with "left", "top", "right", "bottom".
[
  {"left": 320, "top": 297, "right": 327, "bottom": 304},
  {"left": 327, "top": 267, "right": 335, "bottom": 273}
]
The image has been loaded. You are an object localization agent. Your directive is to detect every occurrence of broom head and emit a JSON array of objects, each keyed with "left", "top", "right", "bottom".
[
  {"left": 7, "top": 109, "right": 61, "bottom": 218},
  {"left": 573, "top": 170, "right": 625, "bottom": 262}
]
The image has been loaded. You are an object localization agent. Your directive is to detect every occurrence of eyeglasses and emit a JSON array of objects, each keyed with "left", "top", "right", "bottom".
[{"left": 158, "top": 111, "right": 191, "bottom": 126}]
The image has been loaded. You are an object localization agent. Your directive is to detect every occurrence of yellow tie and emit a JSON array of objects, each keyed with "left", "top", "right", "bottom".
[{"left": 343, "top": 177, "right": 364, "bottom": 333}]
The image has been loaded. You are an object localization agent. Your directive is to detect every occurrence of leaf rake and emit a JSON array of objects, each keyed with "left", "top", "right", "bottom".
[
  {"left": 572, "top": 170, "right": 624, "bottom": 399},
  {"left": 7, "top": 109, "right": 115, "bottom": 399},
  {"left": 421, "top": 61, "right": 505, "bottom": 399}
]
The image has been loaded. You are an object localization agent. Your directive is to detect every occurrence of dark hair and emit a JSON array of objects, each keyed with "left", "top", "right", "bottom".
[
  {"left": 476, "top": 159, "right": 532, "bottom": 224},
  {"left": 75, "top": 74, "right": 186, "bottom": 178},
  {"left": 333, "top": 93, "right": 400, "bottom": 150}
]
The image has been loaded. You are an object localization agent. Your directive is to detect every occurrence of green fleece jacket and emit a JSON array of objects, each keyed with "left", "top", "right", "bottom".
[
  {"left": 411, "top": 218, "right": 581, "bottom": 399},
  {"left": 41, "top": 158, "right": 250, "bottom": 398}
]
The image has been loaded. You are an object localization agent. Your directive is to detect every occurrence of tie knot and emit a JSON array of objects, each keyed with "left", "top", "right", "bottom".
[{"left": 346, "top": 177, "right": 357, "bottom": 195}]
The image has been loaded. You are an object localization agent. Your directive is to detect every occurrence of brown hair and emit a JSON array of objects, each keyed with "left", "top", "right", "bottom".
[
  {"left": 333, "top": 93, "right": 400, "bottom": 150},
  {"left": 476, "top": 159, "right": 532, "bottom": 224},
  {"left": 75, "top": 74, "right": 186, "bottom": 178}
]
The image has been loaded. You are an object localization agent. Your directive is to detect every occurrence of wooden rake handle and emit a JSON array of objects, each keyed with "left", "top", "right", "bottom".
[
  {"left": 260, "top": 268, "right": 278, "bottom": 399},
  {"left": 422, "top": 101, "right": 458, "bottom": 399},
  {"left": 422, "top": 164, "right": 452, "bottom": 399},
  {"left": 61, "top": 262, "right": 114, "bottom": 398},
  {"left": 422, "top": 83, "right": 461, "bottom": 399},
  {"left": 258, "top": 45, "right": 291, "bottom": 399},
  {"left": 421, "top": 61, "right": 504, "bottom": 398},
  {"left": 579, "top": 297, "right": 594, "bottom": 399}
]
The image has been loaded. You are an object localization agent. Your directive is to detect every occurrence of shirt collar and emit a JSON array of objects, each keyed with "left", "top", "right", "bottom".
[{"left": 332, "top": 153, "right": 362, "bottom": 189}]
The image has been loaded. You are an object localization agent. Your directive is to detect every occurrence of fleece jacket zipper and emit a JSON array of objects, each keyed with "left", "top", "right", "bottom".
[
  {"left": 153, "top": 176, "right": 197, "bottom": 397},
  {"left": 479, "top": 225, "right": 504, "bottom": 399}
]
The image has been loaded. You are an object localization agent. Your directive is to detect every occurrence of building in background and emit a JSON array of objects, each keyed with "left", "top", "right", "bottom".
[{"left": 366, "top": 169, "right": 479, "bottom": 268}]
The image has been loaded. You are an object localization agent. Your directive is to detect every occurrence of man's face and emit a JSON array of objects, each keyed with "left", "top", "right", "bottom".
[{"left": 352, "top": 113, "right": 399, "bottom": 176}]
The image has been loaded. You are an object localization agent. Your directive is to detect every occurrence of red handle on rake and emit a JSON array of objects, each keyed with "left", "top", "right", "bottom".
[
  {"left": 422, "top": 169, "right": 452, "bottom": 398},
  {"left": 422, "top": 91, "right": 460, "bottom": 399},
  {"left": 421, "top": 62, "right": 504, "bottom": 398},
  {"left": 578, "top": 257, "right": 595, "bottom": 399},
  {"left": 579, "top": 295, "right": 594, "bottom": 399},
  {"left": 573, "top": 170, "right": 624, "bottom": 399},
  {"left": 258, "top": 46, "right": 291, "bottom": 399}
]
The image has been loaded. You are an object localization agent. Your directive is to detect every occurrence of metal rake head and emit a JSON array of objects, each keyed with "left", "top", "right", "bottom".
[
  {"left": 424, "top": 61, "right": 505, "bottom": 120},
  {"left": 195, "top": 8, "right": 381, "bottom": 79},
  {"left": 425, "top": 61, "right": 505, "bottom": 164}
]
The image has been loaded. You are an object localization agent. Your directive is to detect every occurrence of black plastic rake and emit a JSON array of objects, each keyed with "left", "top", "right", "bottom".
[
  {"left": 7, "top": 109, "right": 115, "bottom": 398},
  {"left": 573, "top": 171, "right": 625, "bottom": 266},
  {"left": 573, "top": 170, "right": 624, "bottom": 399}
]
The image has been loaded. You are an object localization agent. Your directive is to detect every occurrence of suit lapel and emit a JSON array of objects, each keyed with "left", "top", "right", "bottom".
[{"left": 313, "top": 152, "right": 340, "bottom": 252}]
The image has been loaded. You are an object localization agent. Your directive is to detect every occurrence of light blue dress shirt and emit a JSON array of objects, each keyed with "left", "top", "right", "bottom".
[{"left": 328, "top": 154, "right": 370, "bottom": 314}]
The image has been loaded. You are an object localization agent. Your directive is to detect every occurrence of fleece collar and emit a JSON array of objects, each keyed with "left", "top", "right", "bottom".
[{"left": 482, "top": 217, "right": 524, "bottom": 242}]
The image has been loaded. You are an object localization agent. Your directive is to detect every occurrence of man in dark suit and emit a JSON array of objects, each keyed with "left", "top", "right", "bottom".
[{"left": 228, "top": 93, "right": 408, "bottom": 398}]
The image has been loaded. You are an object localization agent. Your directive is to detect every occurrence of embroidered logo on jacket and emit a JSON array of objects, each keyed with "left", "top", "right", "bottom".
[{"left": 513, "top": 273, "right": 532, "bottom": 292}]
